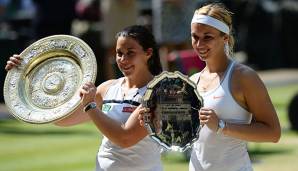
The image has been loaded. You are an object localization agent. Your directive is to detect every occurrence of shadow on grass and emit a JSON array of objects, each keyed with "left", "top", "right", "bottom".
[
  {"left": 0, "top": 127, "right": 94, "bottom": 136},
  {"left": 0, "top": 119, "right": 94, "bottom": 136},
  {"left": 162, "top": 147, "right": 292, "bottom": 165},
  {"left": 249, "top": 147, "right": 292, "bottom": 164},
  {"left": 249, "top": 148, "right": 290, "bottom": 156},
  {"left": 162, "top": 152, "right": 190, "bottom": 164}
]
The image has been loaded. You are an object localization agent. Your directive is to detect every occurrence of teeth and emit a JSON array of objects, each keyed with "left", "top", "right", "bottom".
[
  {"left": 199, "top": 49, "right": 208, "bottom": 56},
  {"left": 123, "top": 66, "right": 132, "bottom": 70},
  {"left": 199, "top": 50, "right": 207, "bottom": 54}
]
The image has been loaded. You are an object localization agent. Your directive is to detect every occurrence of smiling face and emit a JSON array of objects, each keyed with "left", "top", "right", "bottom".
[
  {"left": 115, "top": 36, "right": 151, "bottom": 78},
  {"left": 191, "top": 23, "right": 228, "bottom": 62}
]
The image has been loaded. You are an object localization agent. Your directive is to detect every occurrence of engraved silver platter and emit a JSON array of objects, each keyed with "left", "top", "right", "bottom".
[
  {"left": 142, "top": 71, "right": 203, "bottom": 152},
  {"left": 3, "top": 35, "right": 97, "bottom": 124}
]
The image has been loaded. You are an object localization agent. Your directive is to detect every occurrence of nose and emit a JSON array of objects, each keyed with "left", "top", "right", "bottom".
[
  {"left": 194, "top": 39, "right": 204, "bottom": 48},
  {"left": 118, "top": 55, "right": 125, "bottom": 62},
  {"left": 117, "top": 54, "right": 128, "bottom": 63}
]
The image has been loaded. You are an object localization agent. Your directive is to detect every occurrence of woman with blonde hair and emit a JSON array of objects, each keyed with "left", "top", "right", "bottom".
[{"left": 189, "top": 3, "right": 281, "bottom": 171}]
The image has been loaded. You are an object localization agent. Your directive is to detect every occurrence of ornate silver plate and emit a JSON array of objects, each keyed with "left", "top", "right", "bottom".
[
  {"left": 3, "top": 35, "right": 97, "bottom": 124},
  {"left": 142, "top": 71, "right": 203, "bottom": 152}
]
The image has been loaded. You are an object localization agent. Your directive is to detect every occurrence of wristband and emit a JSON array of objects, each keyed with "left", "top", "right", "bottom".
[
  {"left": 84, "top": 102, "right": 97, "bottom": 112},
  {"left": 217, "top": 119, "right": 226, "bottom": 134}
]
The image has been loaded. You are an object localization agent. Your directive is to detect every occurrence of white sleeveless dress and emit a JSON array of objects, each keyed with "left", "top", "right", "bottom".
[
  {"left": 189, "top": 61, "right": 253, "bottom": 171},
  {"left": 95, "top": 78, "right": 163, "bottom": 171}
]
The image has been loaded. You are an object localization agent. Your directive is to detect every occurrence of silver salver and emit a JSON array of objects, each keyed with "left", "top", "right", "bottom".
[
  {"left": 3, "top": 35, "right": 97, "bottom": 124},
  {"left": 142, "top": 71, "right": 203, "bottom": 152}
]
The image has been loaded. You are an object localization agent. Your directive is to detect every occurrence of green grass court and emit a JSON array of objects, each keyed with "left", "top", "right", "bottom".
[{"left": 0, "top": 84, "right": 298, "bottom": 171}]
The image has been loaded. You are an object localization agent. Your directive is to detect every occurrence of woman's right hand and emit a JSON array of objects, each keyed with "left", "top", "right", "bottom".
[{"left": 5, "top": 54, "right": 22, "bottom": 71}]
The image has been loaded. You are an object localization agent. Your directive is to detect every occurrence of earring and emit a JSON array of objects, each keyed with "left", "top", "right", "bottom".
[{"left": 224, "top": 42, "right": 230, "bottom": 57}]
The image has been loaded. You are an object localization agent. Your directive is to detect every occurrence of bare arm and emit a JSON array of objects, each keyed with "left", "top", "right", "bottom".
[
  {"left": 54, "top": 103, "right": 90, "bottom": 126},
  {"left": 222, "top": 65, "right": 281, "bottom": 142},
  {"left": 54, "top": 80, "right": 115, "bottom": 126},
  {"left": 80, "top": 81, "right": 148, "bottom": 148},
  {"left": 87, "top": 105, "right": 148, "bottom": 147}
]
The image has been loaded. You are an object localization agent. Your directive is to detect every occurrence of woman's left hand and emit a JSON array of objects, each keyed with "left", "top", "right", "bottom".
[
  {"left": 138, "top": 106, "right": 162, "bottom": 134},
  {"left": 79, "top": 82, "right": 97, "bottom": 107},
  {"left": 199, "top": 108, "right": 219, "bottom": 132}
]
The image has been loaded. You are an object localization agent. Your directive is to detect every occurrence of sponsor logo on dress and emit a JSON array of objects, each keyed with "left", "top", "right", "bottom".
[
  {"left": 102, "top": 104, "right": 112, "bottom": 112},
  {"left": 122, "top": 107, "right": 137, "bottom": 113},
  {"left": 213, "top": 95, "right": 224, "bottom": 99}
]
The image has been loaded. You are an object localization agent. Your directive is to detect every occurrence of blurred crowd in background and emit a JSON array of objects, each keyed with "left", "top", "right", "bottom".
[{"left": 0, "top": 0, "right": 298, "bottom": 103}]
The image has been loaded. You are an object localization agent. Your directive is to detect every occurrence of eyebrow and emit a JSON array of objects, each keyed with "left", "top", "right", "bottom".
[
  {"left": 116, "top": 47, "right": 135, "bottom": 52},
  {"left": 191, "top": 32, "right": 214, "bottom": 36}
]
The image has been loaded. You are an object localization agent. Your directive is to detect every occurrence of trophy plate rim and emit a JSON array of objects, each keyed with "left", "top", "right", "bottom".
[
  {"left": 3, "top": 35, "right": 97, "bottom": 124},
  {"left": 142, "top": 71, "right": 203, "bottom": 152}
]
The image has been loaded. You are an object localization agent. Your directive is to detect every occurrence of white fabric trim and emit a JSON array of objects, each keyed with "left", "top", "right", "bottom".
[{"left": 191, "top": 14, "right": 230, "bottom": 35}]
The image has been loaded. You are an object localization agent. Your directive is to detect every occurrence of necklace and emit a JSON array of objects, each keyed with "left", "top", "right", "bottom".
[
  {"left": 121, "top": 82, "right": 140, "bottom": 101},
  {"left": 122, "top": 88, "right": 139, "bottom": 101},
  {"left": 120, "top": 77, "right": 149, "bottom": 102},
  {"left": 199, "top": 69, "right": 219, "bottom": 92},
  {"left": 198, "top": 60, "right": 231, "bottom": 92},
  {"left": 121, "top": 87, "right": 140, "bottom": 112}
]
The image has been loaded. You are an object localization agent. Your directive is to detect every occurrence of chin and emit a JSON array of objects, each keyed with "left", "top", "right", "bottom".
[
  {"left": 121, "top": 70, "right": 133, "bottom": 77},
  {"left": 198, "top": 55, "right": 208, "bottom": 61},
  {"left": 121, "top": 72, "right": 130, "bottom": 77}
]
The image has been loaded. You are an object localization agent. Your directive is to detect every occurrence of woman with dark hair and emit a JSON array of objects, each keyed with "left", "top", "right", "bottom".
[{"left": 5, "top": 25, "right": 163, "bottom": 171}]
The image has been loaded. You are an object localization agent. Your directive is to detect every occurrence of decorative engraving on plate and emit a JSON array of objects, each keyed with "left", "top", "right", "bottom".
[
  {"left": 142, "top": 71, "right": 203, "bottom": 152},
  {"left": 73, "top": 44, "right": 86, "bottom": 58},
  {"left": 27, "top": 58, "right": 81, "bottom": 109},
  {"left": 3, "top": 35, "right": 97, "bottom": 124}
]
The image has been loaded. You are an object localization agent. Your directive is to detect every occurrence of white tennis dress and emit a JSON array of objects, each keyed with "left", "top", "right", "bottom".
[
  {"left": 189, "top": 61, "right": 253, "bottom": 171},
  {"left": 95, "top": 78, "right": 163, "bottom": 171}
]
